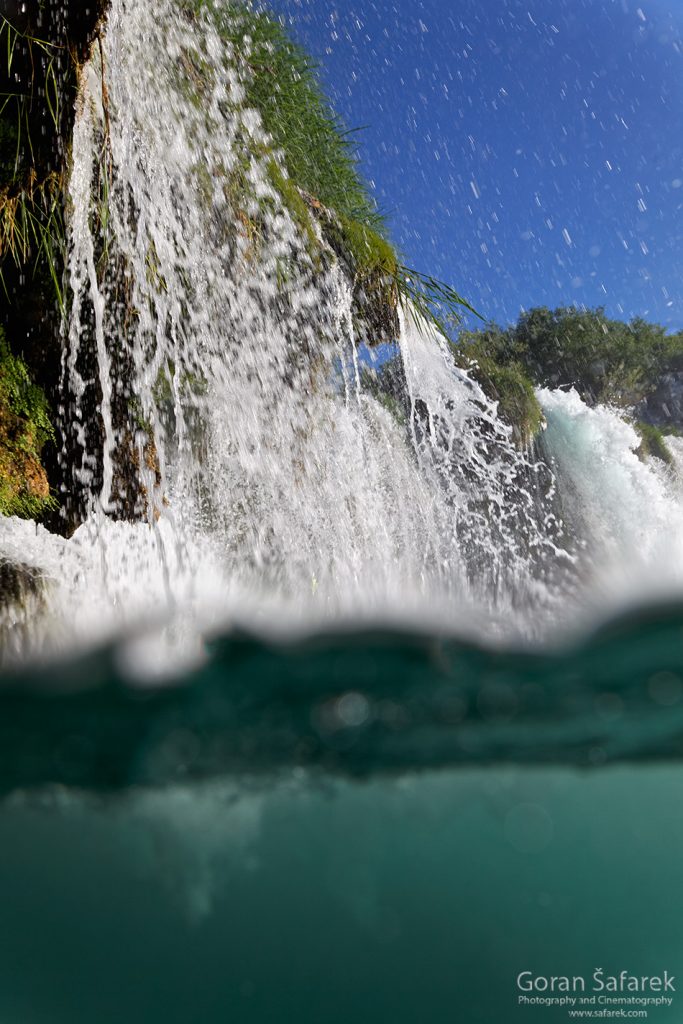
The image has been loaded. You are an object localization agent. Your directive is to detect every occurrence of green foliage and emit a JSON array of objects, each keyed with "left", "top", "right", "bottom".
[
  {"left": 401, "top": 269, "right": 483, "bottom": 340},
  {"left": 0, "top": 327, "right": 56, "bottom": 518},
  {"left": 320, "top": 214, "right": 399, "bottom": 343},
  {"left": 264, "top": 158, "right": 318, "bottom": 253},
  {"left": 0, "top": 115, "right": 19, "bottom": 188},
  {"left": 457, "top": 306, "right": 683, "bottom": 449},
  {"left": 459, "top": 307, "right": 683, "bottom": 407},
  {"left": 0, "top": 170, "right": 65, "bottom": 310},
  {"left": 635, "top": 422, "right": 673, "bottom": 466},
  {"left": 323, "top": 216, "right": 482, "bottom": 344},
  {"left": 0, "top": 333, "right": 53, "bottom": 447},
  {"left": 0, "top": 14, "right": 61, "bottom": 181},
  {"left": 0, "top": 15, "right": 62, "bottom": 122},
  {"left": 336, "top": 217, "right": 398, "bottom": 278}
]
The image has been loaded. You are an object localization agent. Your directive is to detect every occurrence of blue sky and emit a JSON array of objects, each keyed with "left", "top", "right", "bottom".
[{"left": 268, "top": 0, "right": 683, "bottom": 332}]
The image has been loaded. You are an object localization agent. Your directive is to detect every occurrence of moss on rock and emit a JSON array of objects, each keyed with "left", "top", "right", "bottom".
[
  {"left": 0, "top": 328, "right": 56, "bottom": 518},
  {"left": 635, "top": 421, "right": 673, "bottom": 466}
]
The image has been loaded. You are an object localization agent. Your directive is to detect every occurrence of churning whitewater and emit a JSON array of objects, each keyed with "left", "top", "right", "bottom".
[{"left": 1, "top": 0, "right": 682, "bottom": 668}]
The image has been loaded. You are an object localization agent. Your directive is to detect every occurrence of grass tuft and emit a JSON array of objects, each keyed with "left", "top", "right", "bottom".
[{"left": 0, "top": 169, "right": 65, "bottom": 309}]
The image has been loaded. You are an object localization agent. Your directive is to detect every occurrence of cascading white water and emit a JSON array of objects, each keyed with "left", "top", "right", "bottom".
[
  {"left": 1, "top": 0, "right": 681, "bottom": 667},
  {"left": 538, "top": 388, "right": 683, "bottom": 616}
]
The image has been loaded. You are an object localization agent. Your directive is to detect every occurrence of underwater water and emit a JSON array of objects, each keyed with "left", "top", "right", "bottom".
[
  {"left": 2, "top": 0, "right": 683, "bottom": 1020},
  {"left": 1, "top": 762, "right": 682, "bottom": 1024}
]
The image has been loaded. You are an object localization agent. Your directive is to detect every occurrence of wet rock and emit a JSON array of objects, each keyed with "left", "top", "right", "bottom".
[
  {"left": 0, "top": 560, "right": 43, "bottom": 608},
  {"left": 0, "top": 559, "right": 49, "bottom": 664}
]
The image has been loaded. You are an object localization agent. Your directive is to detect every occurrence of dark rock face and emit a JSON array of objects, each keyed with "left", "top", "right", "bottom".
[
  {"left": 1, "top": 1, "right": 104, "bottom": 47},
  {"left": 0, "top": 560, "right": 44, "bottom": 609},
  {"left": 1, "top": 1, "right": 32, "bottom": 32},
  {"left": 0, "top": 2, "right": 106, "bottom": 176}
]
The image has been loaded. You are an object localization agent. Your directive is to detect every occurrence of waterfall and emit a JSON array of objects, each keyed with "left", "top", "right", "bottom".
[{"left": 2, "top": 0, "right": 679, "bottom": 667}]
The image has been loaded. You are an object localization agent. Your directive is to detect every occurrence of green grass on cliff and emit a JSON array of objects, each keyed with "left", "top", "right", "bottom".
[
  {"left": 183, "top": 0, "right": 478, "bottom": 344},
  {"left": 185, "top": 0, "right": 381, "bottom": 227}
]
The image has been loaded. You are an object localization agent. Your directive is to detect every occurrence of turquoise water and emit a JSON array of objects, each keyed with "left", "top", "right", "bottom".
[
  {"left": 0, "top": 764, "right": 681, "bottom": 1022},
  {"left": 2, "top": 605, "right": 683, "bottom": 1021}
]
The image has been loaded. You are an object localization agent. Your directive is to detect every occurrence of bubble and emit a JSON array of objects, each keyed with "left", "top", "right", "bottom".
[{"left": 336, "top": 692, "right": 371, "bottom": 727}]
